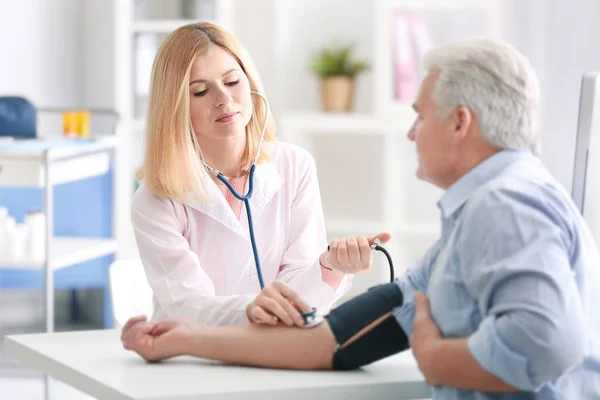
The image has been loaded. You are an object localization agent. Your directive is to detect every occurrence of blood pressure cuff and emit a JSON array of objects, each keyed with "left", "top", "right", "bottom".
[{"left": 324, "top": 282, "right": 409, "bottom": 370}]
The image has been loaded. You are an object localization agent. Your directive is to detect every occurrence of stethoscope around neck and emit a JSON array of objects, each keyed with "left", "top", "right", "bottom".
[
  {"left": 198, "top": 90, "right": 395, "bottom": 325},
  {"left": 199, "top": 91, "right": 317, "bottom": 318},
  {"left": 199, "top": 90, "right": 267, "bottom": 284}
]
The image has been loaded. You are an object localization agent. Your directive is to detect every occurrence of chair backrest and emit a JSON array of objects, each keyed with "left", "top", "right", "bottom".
[
  {"left": 109, "top": 259, "right": 154, "bottom": 328},
  {"left": 0, "top": 96, "right": 37, "bottom": 138}
]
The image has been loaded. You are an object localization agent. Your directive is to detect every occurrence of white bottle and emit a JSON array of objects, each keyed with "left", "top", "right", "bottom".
[
  {"left": 0, "top": 207, "right": 8, "bottom": 262},
  {"left": 25, "top": 211, "right": 46, "bottom": 263},
  {"left": 11, "top": 223, "right": 27, "bottom": 263},
  {"left": 2, "top": 216, "right": 15, "bottom": 263}
]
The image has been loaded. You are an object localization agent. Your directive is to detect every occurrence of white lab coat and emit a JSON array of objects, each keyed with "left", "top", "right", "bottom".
[{"left": 131, "top": 141, "right": 352, "bottom": 325}]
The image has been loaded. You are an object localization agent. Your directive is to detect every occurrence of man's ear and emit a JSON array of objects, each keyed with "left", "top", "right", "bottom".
[{"left": 452, "top": 106, "right": 472, "bottom": 142}]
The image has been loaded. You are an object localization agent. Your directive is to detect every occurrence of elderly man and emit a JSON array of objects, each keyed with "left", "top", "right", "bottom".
[{"left": 121, "top": 38, "right": 600, "bottom": 399}]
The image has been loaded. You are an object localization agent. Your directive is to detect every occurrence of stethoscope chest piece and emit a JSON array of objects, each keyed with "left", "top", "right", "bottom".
[
  {"left": 302, "top": 314, "right": 325, "bottom": 329},
  {"left": 300, "top": 307, "right": 323, "bottom": 328}
]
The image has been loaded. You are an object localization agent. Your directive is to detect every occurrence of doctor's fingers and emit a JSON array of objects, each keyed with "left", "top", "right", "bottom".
[
  {"left": 367, "top": 232, "right": 392, "bottom": 245},
  {"left": 357, "top": 236, "right": 372, "bottom": 262},
  {"left": 346, "top": 236, "right": 362, "bottom": 271},
  {"left": 274, "top": 293, "right": 307, "bottom": 326},
  {"left": 150, "top": 319, "right": 182, "bottom": 336},
  {"left": 121, "top": 316, "right": 148, "bottom": 344},
  {"left": 272, "top": 281, "right": 312, "bottom": 313},
  {"left": 356, "top": 236, "right": 374, "bottom": 271},
  {"left": 250, "top": 305, "right": 278, "bottom": 325},
  {"left": 121, "top": 315, "right": 147, "bottom": 341},
  {"left": 334, "top": 239, "right": 350, "bottom": 271},
  {"left": 122, "top": 322, "right": 155, "bottom": 350},
  {"left": 256, "top": 296, "right": 298, "bottom": 326}
]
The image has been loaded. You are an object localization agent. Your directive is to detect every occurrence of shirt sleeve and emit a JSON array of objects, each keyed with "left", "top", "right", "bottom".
[
  {"left": 275, "top": 150, "right": 351, "bottom": 314},
  {"left": 320, "top": 265, "right": 345, "bottom": 290},
  {"left": 131, "top": 187, "right": 255, "bottom": 326},
  {"left": 392, "top": 239, "right": 442, "bottom": 338},
  {"left": 458, "top": 187, "right": 586, "bottom": 391}
]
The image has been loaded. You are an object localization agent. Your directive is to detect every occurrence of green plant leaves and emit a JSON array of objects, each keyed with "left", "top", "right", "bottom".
[{"left": 309, "top": 43, "right": 370, "bottom": 78}]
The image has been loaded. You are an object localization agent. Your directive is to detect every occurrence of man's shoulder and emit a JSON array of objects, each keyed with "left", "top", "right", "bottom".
[
  {"left": 455, "top": 158, "right": 578, "bottom": 263},
  {"left": 462, "top": 157, "right": 575, "bottom": 230},
  {"left": 474, "top": 157, "right": 562, "bottom": 204}
]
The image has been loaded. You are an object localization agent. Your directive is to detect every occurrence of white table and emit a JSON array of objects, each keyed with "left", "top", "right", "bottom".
[{"left": 4, "top": 329, "right": 431, "bottom": 400}]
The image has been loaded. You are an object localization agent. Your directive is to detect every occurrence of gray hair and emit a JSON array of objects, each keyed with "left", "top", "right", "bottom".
[{"left": 422, "top": 38, "right": 541, "bottom": 155}]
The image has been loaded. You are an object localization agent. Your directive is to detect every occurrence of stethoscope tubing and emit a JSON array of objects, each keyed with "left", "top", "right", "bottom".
[{"left": 201, "top": 91, "right": 394, "bottom": 323}]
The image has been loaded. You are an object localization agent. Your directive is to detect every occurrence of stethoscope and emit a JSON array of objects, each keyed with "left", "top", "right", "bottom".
[{"left": 199, "top": 90, "right": 396, "bottom": 326}]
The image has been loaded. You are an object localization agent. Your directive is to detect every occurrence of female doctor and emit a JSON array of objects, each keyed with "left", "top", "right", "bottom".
[{"left": 132, "top": 21, "right": 391, "bottom": 328}]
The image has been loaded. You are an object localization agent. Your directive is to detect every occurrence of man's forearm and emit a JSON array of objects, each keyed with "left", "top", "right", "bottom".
[
  {"left": 429, "top": 338, "right": 518, "bottom": 392},
  {"left": 187, "top": 321, "right": 338, "bottom": 370}
]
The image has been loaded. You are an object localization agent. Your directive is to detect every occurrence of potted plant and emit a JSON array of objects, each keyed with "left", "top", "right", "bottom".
[{"left": 309, "top": 42, "right": 369, "bottom": 112}]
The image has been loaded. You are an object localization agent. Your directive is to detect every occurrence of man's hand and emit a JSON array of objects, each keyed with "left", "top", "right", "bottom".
[
  {"left": 121, "top": 316, "right": 197, "bottom": 362},
  {"left": 320, "top": 232, "right": 392, "bottom": 274},
  {"left": 246, "top": 280, "right": 313, "bottom": 327},
  {"left": 410, "top": 291, "right": 444, "bottom": 385}
]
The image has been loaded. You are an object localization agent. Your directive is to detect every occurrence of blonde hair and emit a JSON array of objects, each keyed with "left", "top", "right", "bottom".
[{"left": 137, "top": 22, "right": 276, "bottom": 202}]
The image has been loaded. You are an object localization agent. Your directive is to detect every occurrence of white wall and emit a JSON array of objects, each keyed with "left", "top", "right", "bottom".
[
  {"left": 0, "top": 0, "right": 116, "bottom": 109},
  {"left": 233, "top": 0, "right": 280, "bottom": 116},
  {"left": 235, "top": 0, "right": 374, "bottom": 118},
  {"left": 0, "top": 0, "right": 81, "bottom": 108},
  {"left": 0, "top": 1, "right": 43, "bottom": 102},
  {"left": 80, "top": 1, "right": 116, "bottom": 110},
  {"left": 238, "top": 0, "right": 600, "bottom": 193},
  {"left": 497, "top": 0, "right": 600, "bottom": 192},
  {"left": 534, "top": 0, "right": 600, "bottom": 192},
  {"left": 276, "top": 0, "right": 374, "bottom": 115}
]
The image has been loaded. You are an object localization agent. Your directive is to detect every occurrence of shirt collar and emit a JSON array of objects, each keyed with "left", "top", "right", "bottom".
[{"left": 437, "top": 149, "right": 531, "bottom": 220}]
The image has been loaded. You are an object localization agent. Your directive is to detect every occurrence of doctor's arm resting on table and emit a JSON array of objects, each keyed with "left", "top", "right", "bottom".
[
  {"left": 125, "top": 207, "right": 585, "bottom": 393},
  {"left": 131, "top": 21, "right": 378, "bottom": 328},
  {"left": 123, "top": 36, "right": 593, "bottom": 396}
]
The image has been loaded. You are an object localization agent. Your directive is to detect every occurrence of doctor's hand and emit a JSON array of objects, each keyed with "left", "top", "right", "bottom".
[
  {"left": 121, "top": 315, "right": 197, "bottom": 362},
  {"left": 319, "top": 232, "right": 392, "bottom": 274},
  {"left": 246, "top": 280, "right": 313, "bottom": 327}
]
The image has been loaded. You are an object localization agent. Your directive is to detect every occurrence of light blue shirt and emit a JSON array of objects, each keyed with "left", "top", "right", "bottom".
[{"left": 393, "top": 149, "right": 600, "bottom": 400}]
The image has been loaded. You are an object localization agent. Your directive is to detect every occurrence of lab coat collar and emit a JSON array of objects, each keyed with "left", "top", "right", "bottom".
[
  {"left": 437, "top": 148, "right": 531, "bottom": 220},
  {"left": 186, "top": 161, "right": 283, "bottom": 237}
]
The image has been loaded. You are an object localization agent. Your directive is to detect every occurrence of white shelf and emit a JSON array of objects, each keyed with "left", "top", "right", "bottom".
[
  {"left": 326, "top": 218, "right": 439, "bottom": 237},
  {"left": 132, "top": 19, "right": 201, "bottom": 33},
  {"left": 381, "top": 0, "right": 492, "bottom": 11},
  {"left": 0, "top": 137, "right": 117, "bottom": 188},
  {"left": 280, "top": 111, "right": 415, "bottom": 134},
  {"left": 0, "top": 237, "right": 118, "bottom": 271},
  {"left": 0, "top": 136, "right": 118, "bottom": 161}
]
